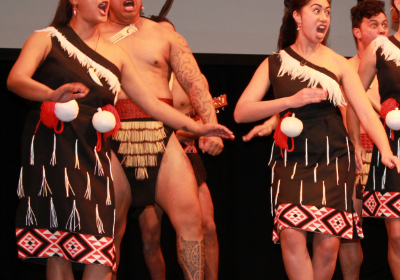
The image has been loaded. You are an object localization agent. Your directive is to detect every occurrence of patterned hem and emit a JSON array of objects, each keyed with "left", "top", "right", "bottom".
[
  {"left": 16, "top": 228, "right": 116, "bottom": 271},
  {"left": 363, "top": 191, "right": 400, "bottom": 218},
  {"left": 272, "top": 203, "right": 363, "bottom": 243}
]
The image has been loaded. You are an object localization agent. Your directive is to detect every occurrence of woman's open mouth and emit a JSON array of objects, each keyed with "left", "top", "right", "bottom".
[{"left": 98, "top": 1, "right": 108, "bottom": 16}]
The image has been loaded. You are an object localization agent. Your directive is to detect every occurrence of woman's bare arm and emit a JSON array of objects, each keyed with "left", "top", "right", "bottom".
[
  {"left": 7, "top": 32, "right": 88, "bottom": 102},
  {"left": 341, "top": 55, "right": 399, "bottom": 169},
  {"left": 234, "top": 58, "right": 327, "bottom": 123}
]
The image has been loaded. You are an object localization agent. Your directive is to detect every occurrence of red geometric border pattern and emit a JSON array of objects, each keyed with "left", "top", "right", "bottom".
[
  {"left": 363, "top": 191, "right": 400, "bottom": 218},
  {"left": 182, "top": 140, "right": 198, "bottom": 153},
  {"left": 16, "top": 228, "right": 116, "bottom": 271},
  {"left": 272, "top": 204, "right": 363, "bottom": 243}
]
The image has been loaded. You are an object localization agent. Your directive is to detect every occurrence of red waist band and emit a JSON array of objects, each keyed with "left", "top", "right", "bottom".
[
  {"left": 116, "top": 98, "right": 173, "bottom": 119},
  {"left": 360, "top": 133, "right": 374, "bottom": 151}
]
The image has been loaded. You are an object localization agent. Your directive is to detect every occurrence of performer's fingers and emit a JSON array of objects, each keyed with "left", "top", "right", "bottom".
[
  {"left": 243, "top": 127, "right": 261, "bottom": 142},
  {"left": 258, "top": 126, "right": 273, "bottom": 137},
  {"left": 198, "top": 138, "right": 205, "bottom": 150},
  {"left": 362, "top": 149, "right": 367, "bottom": 163}
]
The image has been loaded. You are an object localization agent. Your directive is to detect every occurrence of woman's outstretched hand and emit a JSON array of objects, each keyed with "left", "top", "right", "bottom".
[
  {"left": 288, "top": 88, "right": 328, "bottom": 108},
  {"left": 196, "top": 123, "right": 235, "bottom": 140},
  {"left": 50, "top": 83, "right": 89, "bottom": 103},
  {"left": 381, "top": 154, "right": 400, "bottom": 173}
]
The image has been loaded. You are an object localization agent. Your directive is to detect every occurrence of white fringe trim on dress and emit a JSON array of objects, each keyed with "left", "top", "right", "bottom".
[
  {"left": 39, "top": 166, "right": 52, "bottom": 197},
  {"left": 277, "top": 50, "right": 346, "bottom": 107},
  {"left": 96, "top": 204, "right": 105, "bottom": 234},
  {"left": 291, "top": 162, "right": 297, "bottom": 179},
  {"left": 17, "top": 167, "right": 25, "bottom": 198},
  {"left": 275, "top": 180, "right": 281, "bottom": 206},
  {"left": 66, "top": 200, "right": 81, "bottom": 231},
  {"left": 84, "top": 172, "right": 91, "bottom": 200},
  {"left": 50, "top": 134, "right": 57, "bottom": 166},
  {"left": 36, "top": 27, "right": 121, "bottom": 104},
  {"left": 50, "top": 197, "right": 58, "bottom": 228},
  {"left": 75, "top": 139, "right": 80, "bottom": 169},
  {"left": 26, "top": 197, "right": 37, "bottom": 226},
  {"left": 106, "top": 177, "right": 112, "bottom": 206},
  {"left": 65, "top": 168, "right": 75, "bottom": 197},
  {"left": 372, "top": 35, "right": 400, "bottom": 67}
]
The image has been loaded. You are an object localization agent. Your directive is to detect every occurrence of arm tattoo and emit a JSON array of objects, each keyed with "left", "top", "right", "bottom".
[
  {"left": 177, "top": 236, "right": 205, "bottom": 280},
  {"left": 171, "top": 34, "right": 217, "bottom": 124}
]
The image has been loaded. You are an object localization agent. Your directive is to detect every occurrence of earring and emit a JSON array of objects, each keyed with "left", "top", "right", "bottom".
[
  {"left": 73, "top": 4, "right": 77, "bottom": 16},
  {"left": 141, "top": 5, "right": 145, "bottom": 10},
  {"left": 297, "top": 24, "right": 302, "bottom": 31}
]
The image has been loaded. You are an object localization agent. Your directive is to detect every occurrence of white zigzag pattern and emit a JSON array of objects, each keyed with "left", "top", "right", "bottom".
[
  {"left": 277, "top": 50, "right": 346, "bottom": 107},
  {"left": 36, "top": 27, "right": 121, "bottom": 104},
  {"left": 372, "top": 35, "right": 400, "bottom": 67}
]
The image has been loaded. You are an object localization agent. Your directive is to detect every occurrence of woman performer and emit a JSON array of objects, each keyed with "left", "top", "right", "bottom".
[
  {"left": 6, "top": 0, "right": 233, "bottom": 279},
  {"left": 234, "top": 0, "right": 399, "bottom": 279},
  {"left": 357, "top": 1, "right": 400, "bottom": 278}
]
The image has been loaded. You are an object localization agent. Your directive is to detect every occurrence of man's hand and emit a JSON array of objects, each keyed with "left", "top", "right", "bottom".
[
  {"left": 354, "top": 144, "right": 366, "bottom": 174},
  {"left": 198, "top": 136, "right": 224, "bottom": 156}
]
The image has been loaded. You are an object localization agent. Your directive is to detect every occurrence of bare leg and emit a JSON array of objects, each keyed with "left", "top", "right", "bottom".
[
  {"left": 46, "top": 257, "right": 74, "bottom": 280},
  {"left": 338, "top": 240, "right": 362, "bottom": 280},
  {"left": 138, "top": 205, "right": 166, "bottom": 280},
  {"left": 312, "top": 234, "right": 340, "bottom": 280},
  {"left": 339, "top": 186, "right": 363, "bottom": 280},
  {"left": 280, "top": 229, "right": 313, "bottom": 280},
  {"left": 156, "top": 134, "right": 205, "bottom": 280},
  {"left": 198, "top": 182, "right": 219, "bottom": 280},
  {"left": 82, "top": 264, "right": 112, "bottom": 280},
  {"left": 386, "top": 218, "right": 400, "bottom": 280},
  {"left": 111, "top": 151, "right": 132, "bottom": 280}
]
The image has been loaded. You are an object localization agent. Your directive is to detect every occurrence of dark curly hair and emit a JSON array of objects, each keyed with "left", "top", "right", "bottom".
[
  {"left": 351, "top": 0, "right": 385, "bottom": 29},
  {"left": 278, "top": 0, "right": 331, "bottom": 50}
]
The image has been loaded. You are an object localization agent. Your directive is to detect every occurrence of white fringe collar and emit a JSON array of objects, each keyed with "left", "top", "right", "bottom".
[
  {"left": 36, "top": 26, "right": 121, "bottom": 105},
  {"left": 371, "top": 35, "right": 400, "bottom": 67},
  {"left": 277, "top": 49, "right": 346, "bottom": 107}
]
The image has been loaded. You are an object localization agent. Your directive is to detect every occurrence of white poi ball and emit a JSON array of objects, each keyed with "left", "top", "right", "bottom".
[
  {"left": 54, "top": 100, "right": 79, "bottom": 122},
  {"left": 92, "top": 108, "right": 116, "bottom": 133},
  {"left": 281, "top": 115, "right": 303, "bottom": 137},
  {"left": 386, "top": 108, "right": 400, "bottom": 131}
]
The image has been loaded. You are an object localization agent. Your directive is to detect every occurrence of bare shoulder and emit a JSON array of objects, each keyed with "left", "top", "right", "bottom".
[
  {"left": 24, "top": 31, "right": 52, "bottom": 51},
  {"left": 18, "top": 31, "right": 53, "bottom": 63},
  {"left": 321, "top": 46, "right": 354, "bottom": 78},
  {"left": 324, "top": 47, "right": 349, "bottom": 66},
  {"left": 98, "top": 38, "right": 127, "bottom": 70},
  {"left": 347, "top": 56, "right": 358, "bottom": 70}
]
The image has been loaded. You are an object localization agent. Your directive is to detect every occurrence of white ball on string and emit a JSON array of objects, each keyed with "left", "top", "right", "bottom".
[
  {"left": 386, "top": 108, "right": 400, "bottom": 131},
  {"left": 281, "top": 114, "right": 303, "bottom": 137},
  {"left": 54, "top": 100, "right": 79, "bottom": 122},
  {"left": 92, "top": 108, "right": 116, "bottom": 133}
]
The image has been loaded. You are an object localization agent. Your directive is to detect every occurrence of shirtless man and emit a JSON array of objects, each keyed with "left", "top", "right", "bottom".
[
  {"left": 99, "top": 0, "right": 225, "bottom": 279},
  {"left": 339, "top": 2, "right": 388, "bottom": 279}
]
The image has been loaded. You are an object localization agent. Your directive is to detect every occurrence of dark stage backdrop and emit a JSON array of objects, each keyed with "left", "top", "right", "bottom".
[{"left": 1, "top": 50, "right": 394, "bottom": 280}]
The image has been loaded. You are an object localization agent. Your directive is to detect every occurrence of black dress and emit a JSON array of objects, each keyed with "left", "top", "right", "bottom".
[
  {"left": 15, "top": 26, "right": 120, "bottom": 270},
  {"left": 269, "top": 47, "right": 363, "bottom": 243},
  {"left": 363, "top": 35, "right": 400, "bottom": 219}
]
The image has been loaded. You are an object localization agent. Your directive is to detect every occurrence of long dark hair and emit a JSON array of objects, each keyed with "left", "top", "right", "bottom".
[
  {"left": 50, "top": 0, "right": 73, "bottom": 27},
  {"left": 278, "top": 0, "right": 331, "bottom": 50}
]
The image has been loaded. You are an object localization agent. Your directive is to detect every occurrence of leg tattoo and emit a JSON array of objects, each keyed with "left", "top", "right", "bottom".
[{"left": 177, "top": 236, "right": 205, "bottom": 280}]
